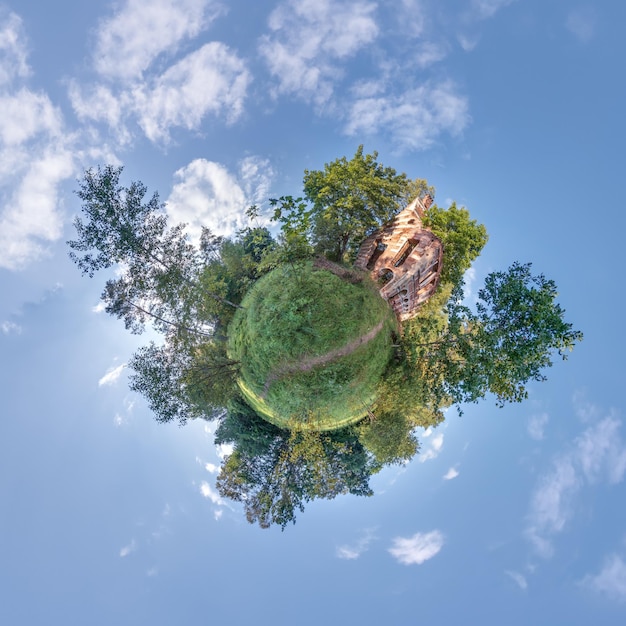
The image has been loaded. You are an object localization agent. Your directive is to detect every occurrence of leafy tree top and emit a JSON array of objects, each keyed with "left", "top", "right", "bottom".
[{"left": 272, "top": 146, "right": 427, "bottom": 262}]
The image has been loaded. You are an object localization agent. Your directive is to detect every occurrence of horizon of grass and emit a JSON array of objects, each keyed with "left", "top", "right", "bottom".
[{"left": 228, "top": 261, "right": 396, "bottom": 431}]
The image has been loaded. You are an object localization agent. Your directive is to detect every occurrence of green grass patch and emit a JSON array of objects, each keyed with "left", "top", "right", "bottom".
[{"left": 228, "top": 261, "right": 396, "bottom": 431}]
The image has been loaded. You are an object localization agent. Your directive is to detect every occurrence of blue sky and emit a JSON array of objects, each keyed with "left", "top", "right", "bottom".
[{"left": 1, "top": 0, "right": 625, "bottom": 623}]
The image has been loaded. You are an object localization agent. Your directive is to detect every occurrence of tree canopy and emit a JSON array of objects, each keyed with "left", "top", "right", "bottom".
[{"left": 271, "top": 145, "right": 430, "bottom": 262}]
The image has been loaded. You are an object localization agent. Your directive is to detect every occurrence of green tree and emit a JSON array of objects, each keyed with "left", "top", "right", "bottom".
[
  {"left": 216, "top": 426, "right": 375, "bottom": 529},
  {"left": 405, "top": 262, "right": 583, "bottom": 410},
  {"left": 67, "top": 166, "right": 236, "bottom": 344},
  {"left": 272, "top": 146, "right": 411, "bottom": 262},
  {"left": 357, "top": 410, "right": 419, "bottom": 466},
  {"left": 422, "top": 201, "right": 488, "bottom": 289}
]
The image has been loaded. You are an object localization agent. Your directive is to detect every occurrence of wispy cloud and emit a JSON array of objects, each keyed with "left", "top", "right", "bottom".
[
  {"left": 0, "top": 11, "right": 75, "bottom": 270},
  {"left": 389, "top": 530, "right": 444, "bottom": 565},
  {"left": 505, "top": 569, "right": 528, "bottom": 590},
  {"left": 419, "top": 430, "right": 445, "bottom": 463},
  {"left": 582, "top": 554, "right": 626, "bottom": 602},
  {"left": 259, "top": 0, "right": 378, "bottom": 107},
  {"left": 525, "top": 402, "right": 626, "bottom": 558},
  {"left": 566, "top": 7, "right": 596, "bottom": 43},
  {"left": 470, "top": 0, "right": 517, "bottom": 20},
  {"left": 443, "top": 466, "right": 459, "bottom": 480},
  {"left": 216, "top": 442, "right": 234, "bottom": 460},
  {"left": 199, "top": 481, "right": 224, "bottom": 506},
  {"left": 119, "top": 539, "right": 137, "bottom": 558},
  {"left": 71, "top": 42, "right": 249, "bottom": 144},
  {"left": 93, "top": 0, "right": 223, "bottom": 82},
  {"left": 344, "top": 80, "right": 469, "bottom": 152},
  {"left": 0, "top": 11, "right": 30, "bottom": 86},
  {"left": 336, "top": 528, "right": 377, "bottom": 560},
  {"left": 69, "top": 0, "right": 248, "bottom": 145},
  {"left": 132, "top": 43, "right": 249, "bottom": 142},
  {"left": 1, "top": 320, "right": 21, "bottom": 334},
  {"left": 528, "top": 413, "right": 549, "bottom": 441},
  {"left": 98, "top": 363, "right": 126, "bottom": 387}
]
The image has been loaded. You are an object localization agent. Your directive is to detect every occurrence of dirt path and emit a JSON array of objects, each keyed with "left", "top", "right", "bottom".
[{"left": 261, "top": 319, "right": 386, "bottom": 397}]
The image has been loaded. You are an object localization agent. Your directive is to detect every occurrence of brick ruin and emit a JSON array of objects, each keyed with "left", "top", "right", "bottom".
[{"left": 354, "top": 193, "right": 443, "bottom": 322}]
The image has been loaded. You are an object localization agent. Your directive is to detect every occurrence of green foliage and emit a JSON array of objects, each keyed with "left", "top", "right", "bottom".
[
  {"left": 357, "top": 410, "right": 419, "bottom": 466},
  {"left": 216, "top": 425, "right": 375, "bottom": 529},
  {"left": 422, "top": 202, "right": 488, "bottom": 289},
  {"left": 272, "top": 146, "right": 411, "bottom": 262},
  {"left": 402, "top": 262, "right": 583, "bottom": 411}
]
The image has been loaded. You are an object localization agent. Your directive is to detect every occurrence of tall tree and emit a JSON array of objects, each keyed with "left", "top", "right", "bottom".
[
  {"left": 271, "top": 146, "right": 411, "bottom": 262},
  {"left": 405, "top": 262, "right": 583, "bottom": 410},
  {"left": 68, "top": 166, "right": 241, "bottom": 344},
  {"left": 216, "top": 424, "right": 375, "bottom": 529}
]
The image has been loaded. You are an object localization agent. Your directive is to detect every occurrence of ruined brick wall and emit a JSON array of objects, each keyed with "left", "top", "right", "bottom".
[{"left": 354, "top": 195, "right": 442, "bottom": 321}]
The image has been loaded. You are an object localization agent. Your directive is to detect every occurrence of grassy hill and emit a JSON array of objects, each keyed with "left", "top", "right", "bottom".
[{"left": 227, "top": 261, "right": 396, "bottom": 431}]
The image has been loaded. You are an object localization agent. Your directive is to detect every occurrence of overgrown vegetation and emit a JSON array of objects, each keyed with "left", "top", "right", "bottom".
[{"left": 68, "top": 147, "right": 582, "bottom": 529}]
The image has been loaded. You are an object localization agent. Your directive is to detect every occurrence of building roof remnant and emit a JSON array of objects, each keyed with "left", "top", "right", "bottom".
[{"left": 354, "top": 193, "right": 443, "bottom": 322}]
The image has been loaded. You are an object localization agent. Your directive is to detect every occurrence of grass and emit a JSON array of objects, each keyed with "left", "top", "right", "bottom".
[{"left": 227, "top": 261, "right": 396, "bottom": 431}]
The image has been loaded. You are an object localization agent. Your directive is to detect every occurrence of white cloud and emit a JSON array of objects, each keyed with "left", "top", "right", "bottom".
[
  {"left": 94, "top": 0, "right": 223, "bottom": 82},
  {"left": 92, "top": 301, "right": 106, "bottom": 314},
  {"left": 470, "top": 0, "right": 516, "bottom": 20},
  {"left": 166, "top": 157, "right": 272, "bottom": 241},
  {"left": 345, "top": 80, "right": 469, "bottom": 152},
  {"left": 0, "top": 13, "right": 75, "bottom": 271},
  {"left": 413, "top": 41, "right": 448, "bottom": 68},
  {"left": 0, "top": 11, "right": 30, "bottom": 86},
  {"left": 525, "top": 407, "right": 626, "bottom": 558},
  {"left": 238, "top": 156, "right": 274, "bottom": 209},
  {"left": 576, "top": 413, "right": 626, "bottom": 484},
  {"left": 71, "top": 41, "right": 249, "bottom": 144},
  {"left": 205, "top": 462, "right": 219, "bottom": 474},
  {"left": 389, "top": 530, "right": 444, "bottom": 565},
  {"left": 336, "top": 528, "right": 376, "bottom": 560},
  {"left": 526, "top": 455, "right": 579, "bottom": 558},
  {"left": 566, "top": 7, "right": 596, "bottom": 43},
  {"left": 420, "top": 431, "right": 444, "bottom": 462},
  {"left": 119, "top": 539, "right": 137, "bottom": 557},
  {"left": 528, "top": 413, "right": 549, "bottom": 441},
  {"left": 1, "top": 148, "right": 74, "bottom": 266},
  {"left": 397, "top": 0, "right": 427, "bottom": 38},
  {"left": 443, "top": 466, "right": 459, "bottom": 480},
  {"left": 582, "top": 554, "right": 626, "bottom": 602},
  {"left": 0, "top": 89, "right": 62, "bottom": 146},
  {"left": 259, "top": 0, "right": 378, "bottom": 107},
  {"left": 67, "top": 82, "right": 131, "bottom": 144},
  {"left": 98, "top": 363, "right": 127, "bottom": 387},
  {"left": 133, "top": 42, "right": 249, "bottom": 142},
  {"left": 216, "top": 442, "right": 234, "bottom": 460},
  {"left": 200, "top": 481, "right": 224, "bottom": 505},
  {"left": 1, "top": 320, "right": 21, "bottom": 334},
  {"left": 505, "top": 569, "right": 528, "bottom": 590}
]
